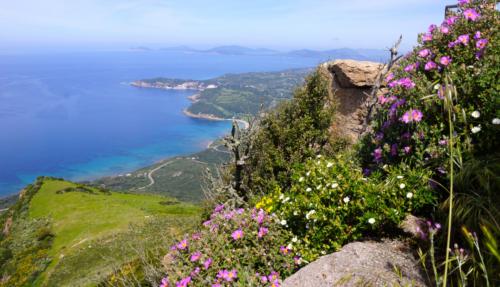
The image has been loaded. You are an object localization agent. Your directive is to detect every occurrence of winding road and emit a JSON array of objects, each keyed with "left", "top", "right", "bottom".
[{"left": 137, "top": 160, "right": 175, "bottom": 190}]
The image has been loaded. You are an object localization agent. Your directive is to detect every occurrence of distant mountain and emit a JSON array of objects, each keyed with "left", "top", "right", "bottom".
[{"left": 201, "top": 45, "right": 279, "bottom": 55}]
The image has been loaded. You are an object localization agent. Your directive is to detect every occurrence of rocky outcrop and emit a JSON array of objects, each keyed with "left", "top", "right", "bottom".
[
  {"left": 283, "top": 240, "right": 428, "bottom": 287},
  {"left": 321, "top": 60, "right": 384, "bottom": 143}
]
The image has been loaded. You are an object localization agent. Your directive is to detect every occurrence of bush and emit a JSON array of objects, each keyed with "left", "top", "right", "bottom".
[
  {"left": 241, "top": 68, "right": 336, "bottom": 196},
  {"left": 255, "top": 153, "right": 436, "bottom": 260},
  {"left": 361, "top": 0, "right": 499, "bottom": 176},
  {"left": 160, "top": 206, "right": 301, "bottom": 286}
]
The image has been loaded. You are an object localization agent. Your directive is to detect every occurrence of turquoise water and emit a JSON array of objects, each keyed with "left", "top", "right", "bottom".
[{"left": 0, "top": 50, "right": 319, "bottom": 196}]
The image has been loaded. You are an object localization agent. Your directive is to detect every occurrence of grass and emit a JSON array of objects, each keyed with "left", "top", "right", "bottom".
[{"left": 27, "top": 178, "right": 200, "bottom": 286}]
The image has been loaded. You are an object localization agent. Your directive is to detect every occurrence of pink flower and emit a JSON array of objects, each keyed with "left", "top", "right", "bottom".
[
  {"left": 190, "top": 251, "right": 202, "bottom": 262},
  {"left": 294, "top": 256, "right": 302, "bottom": 265},
  {"left": 385, "top": 72, "right": 395, "bottom": 82},
  {"left": 258, "top": 227, "right": 269, "bottom": 238},
  {"left": 445, "top": 16, "right": 459, "bottom": 26},
  {"left": 476, "top": 39, "right": 488, "bottom": 50},
  {"left": 217, "top": 269, "right": 238, "bottom": 282},
  {"left": 377, "top": 94, "right": 397, "bottom": 104},
  {"left": 422, "top": 33, "right": 433, "bottom": 42},
  {"left": 404, "top": 63, "right": 418, "bottom": 73},
  {"left": 440, "top": 56, "right": 451, "bottom": 66},
  {"left": 474, "top": 31, "right": 481, "bottom": 40},
  {"left": 448, "top": 40, "right": 459, "bottom": 48},
  {"left": 463, "top": 8, "right": 480, "bottom": 21},
  {"left": 280, "top": 245, "right": 292, "bottom": 255},
  {"left": 418, "top": 49, "right": 431, "bottom": 58},
  {"left": 175, "top": 276, "right": 191, "bottom": 287},
  {"left": 428, "top": 24, "right": 437, "bottom": 33},
  {"left": 458, "top": 34, "right": 470, "bottom": 45},
  {"left": 231, "top": 229, "right": 244, "bottom": 240},
  {"left": 440, "top": 25, "right": 450, "bottom": 34},
  {"left": 400, "top": 109, "right": 423, "bottom": 123},
  {"left": 176, "top": 239, "right": 188, "bottom": 250},
  {"left": 256, "top": 209, "right": 266, "bottom": 225},
  {"left": 424, "top": 61, "right": 437, "bottom": 71},
  {"left": 160, "top": 277, "right": 170, "bottom": 287},
  {"left": 373, "top": 147, "right": 383, "bottom": 162},
  {"left": 203, "top": 258, "right": 213, "bottom": 269},
  {"left": 214, "top": 204, "right": 225, "bottom": 213},
  {"left": 398, "top": 78, "right": 416, "bottom": 89},
  {"left": 403, "top": 146, "right": 412, "bottom": 154},
  {"left": 190, "top": 267, "right": 200, "bottom": 277}
]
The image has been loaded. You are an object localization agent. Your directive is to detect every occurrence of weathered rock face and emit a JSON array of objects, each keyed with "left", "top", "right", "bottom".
[
  {"left": 283, "top": 240, "right": 429, "bottom": 287},
  {"left": 321, "top": 60, "right": 384, "bottom": 143}
]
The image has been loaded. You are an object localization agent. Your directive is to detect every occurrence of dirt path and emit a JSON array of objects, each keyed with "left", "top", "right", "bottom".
[{"left": 137, "top": 160, "right": 175, "bottom": 190}]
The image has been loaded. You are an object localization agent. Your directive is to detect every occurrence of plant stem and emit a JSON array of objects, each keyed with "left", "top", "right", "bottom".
[{"left": 442, "top": 84, "right": 454, "bottom": 287}]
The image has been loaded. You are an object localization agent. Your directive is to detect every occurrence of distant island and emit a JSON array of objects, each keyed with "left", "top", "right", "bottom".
[
  {"left": 131, "top": 68, "right": 313, "bottom": 120},
  {"left": 130, "top": 45, "right": 389, "bottom": 62}
]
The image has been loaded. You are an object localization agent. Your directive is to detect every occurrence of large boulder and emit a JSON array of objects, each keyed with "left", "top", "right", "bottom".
[
  {"left": 321, "top": 60, "right": 385, "bottom": 143},
  {"left": 283, "top": 240, "right": 429, "bottom": 287}
]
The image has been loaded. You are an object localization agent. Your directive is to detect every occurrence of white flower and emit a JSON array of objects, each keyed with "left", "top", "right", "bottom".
[
  {"left": 279, "top": 194, "right": 284, "bottom": 200},
  {"left": 306, "top": 171, "right": 311, "bottom": 177},
  {"left": 368, "top": 218, "right": 376, "bottom": 224},
  {"left": 361, "top": 178, "right": 368, "bottom": 181},
  {"left": 471, "top": 111, "right": 480, "bottom": 118},
  {"left": 406, "top": 192, "right": 414, "bottom": 199},
  {"left": 292, "top": 236, "right": 298, "bottom": 243},
  {"left": 316, "top": 154, "right": 322, "bottom": 158},
  {"left": 321, "top": 250, "right": 327, "bottom": 255},
  {"left": 343, "top": 196, "right": 350, "bottom": 203},
  {"left": 492, "top": 118, "right": 500, "bottom": 125},
  {"left": 305, "top": 210, "right": 316, "bottom": 220},
  {"left": 316, "top": 184, "right": 322, "bottom": 190},
  {"left": 326, "top": 162, "right": 333, "bottom": 168},
  {"left": 280, "top": 220, "right": 287, "bottom": 226},
  {"left": 434, "top": 84, "right": 441, "bottom": 90},
  {"left": 299, "top": 177, "right": 304, "bottom": 182},
  {"left": 399, "top": 183, "right": 406, "bottom": 189},
  {"left": 306, "top": 187, "right": 312, "bottom": 192},
  {"left": 397, "top": 175, "right": 404, "bottom": 179},
  {"left": 331, "top": 183, "right": 339, "bottom": 188},
  {"left": 471, "top": 125, "right": 481, "bottom": 134},
  {"left": 287, "top": 243, "right": 293, "bottom": 250},
  {"left": 282, "top": 197, "right": 290, "bottom": 203},
  {"left": 293, "top": 211, "right": 298, "bottom": 216}
]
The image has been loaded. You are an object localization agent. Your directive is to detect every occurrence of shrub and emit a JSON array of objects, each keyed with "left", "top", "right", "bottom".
[
  {"left": 241, "top": 68, "right": 336, "bottom": 196},
  {"left": 256, "top": 153, "right": 436, "bottom": 260},
  {"left": 361, "top": 0, "right": 499, "bottom": 176},
  {"left": 160, "top": 206, "right": 300, "bottom": 286}
]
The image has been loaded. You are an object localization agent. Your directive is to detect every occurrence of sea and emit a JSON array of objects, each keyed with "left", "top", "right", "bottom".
[{"left": 0, "top": 50, "right": 321, "bottom": 197}]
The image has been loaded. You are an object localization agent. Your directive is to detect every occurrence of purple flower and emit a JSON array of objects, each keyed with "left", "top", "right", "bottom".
[
  {"left": 474, "top": 31, "right": 481, "bottom": 40},
  {"left": 375, "top": 132, "right": 384, "bottom": 141},
  {"left": 363, "top": 168, "right": 372, "bottom": 176},
  {"left": 440, "top": 56, "right": 451, "bottom": 66},
  {"left": 377, "top": 94, "right": 397, "bottom": 104},
  {"left": 476, "top": 39, "right": 488, "bottom": 50},
  {"left": 428, "top": 24, "right": 437, "bottom": 33},
  {"left": 217, "top": 269, "right": 238, "bottom": 282},
  {"left": 190, "top": 267, "right": 200, "bottom": 277},
  {"left": 398, "top": 78, "right": 415, "bottom": 89},
  {"left": 236, "top": 208, "right": 244, "bottom": 214},
  {"left": 176, "top": 239, "right": 188, "bottom": 250},
  {"left": 373, "top": 147, "right": 383, "bottom": 162},
  {"left": 440, "top": 25, "right": 450, "bottom": 34},
  {"left": 439, "top": 139, "right": 448, "bottom": 146},
  {"left": 475, "top": 51, "right": 484, "bottom": 59},
  {"left": 458, "top": 0, "right": 470, "bottom": 5},
  {"left": 191, "top": 233, "right": 201, "bottom": 240},
  {"left": 203, "top": 258, "right": 213, "bottom": 270},
  {"left": 385, "top": 72, "right": 395, "bottom": 82},
  {"left": 258, "top": 226, "right": 269, "bottom": 238},
  {"left": 176, "top": 276, "right": 191, "bottom": 287},
  {"left": 256, "top": 209, "right": 265, "bottom": 224},
  {"left": 294, "top": 256, "right": 302, "bottom": 265},
  {"left": 445, "top": 16, "right": 459, "bottom": 26},
  {"left": 463, "top": 8, "right": 480, "bottom": 21},
  {"left": 448, "top": 40, "right": 459, "bottom": 48},
  {"left": 190, "top": 251, "right": 202, "bottom": 262},
  {"left": 403, "top": 146, "right": 412, "bottom": 154},
  {"left": 458, "top": 34, "right": 470, "bottom": 45},
  {"left": 418, "top": 49, "right": 431, "bottom": 58},
  {"left": 422, "top": 33, "right": 433, "bottom": 42},
  {"left": 425, "top": 61, "right": 438, "bottom": 71},
  {"left": 231, "top": 229, "right": 244, "bottom": 240},
  {"left": 214, "top": 204, "right": 225, "bottom": 213},
  {"left": 391, "top": 144, "right": 398, "bottom": 156}
]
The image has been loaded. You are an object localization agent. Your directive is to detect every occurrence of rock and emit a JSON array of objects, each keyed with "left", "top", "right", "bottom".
[
  {"left": 283, "top": 240, "right": 429, "bottom": 287},
  {"left": 400, "top": 214, "right": 428, "bottom": 240},
  {"left": 321, "top": 60, "right": 385, "bottom": 143},
  {"left": 325, "top": 60, "right": 384, "bottom": 88}
]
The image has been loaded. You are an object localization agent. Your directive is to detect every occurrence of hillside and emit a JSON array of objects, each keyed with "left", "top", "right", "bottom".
[
  {"left": 132, "top": 68, "right": 312, "bottom": 119},
  {"left": 0, "top": 177, "right": 200, "bottom": 286}
]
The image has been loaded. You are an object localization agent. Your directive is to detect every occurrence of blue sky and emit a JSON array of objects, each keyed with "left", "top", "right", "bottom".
[{"left": 0, "top": 0, "right": 457, "bottom": 51}]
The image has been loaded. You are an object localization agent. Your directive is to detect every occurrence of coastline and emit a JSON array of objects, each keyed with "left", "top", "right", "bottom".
[{"left": 182, "top": 109, "right": 250, "bottom": 129}]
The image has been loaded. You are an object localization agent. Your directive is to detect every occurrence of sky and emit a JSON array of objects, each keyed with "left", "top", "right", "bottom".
[{"left": 0, "top": 0, "right": 458, "bottom": 51}]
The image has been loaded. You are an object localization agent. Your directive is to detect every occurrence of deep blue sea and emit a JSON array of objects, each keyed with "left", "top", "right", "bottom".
[{"left": 0, "top": 50, "right": 320, "bottom": 196}]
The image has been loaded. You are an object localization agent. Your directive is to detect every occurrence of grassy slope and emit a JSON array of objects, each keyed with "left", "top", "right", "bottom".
[{"left": 27, "top": 179, "right": 200, "bottom": 286}]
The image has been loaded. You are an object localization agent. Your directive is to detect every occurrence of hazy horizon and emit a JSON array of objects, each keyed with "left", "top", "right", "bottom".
[{"left": 1, "top": 0, "right": 457, "bottom": 52}]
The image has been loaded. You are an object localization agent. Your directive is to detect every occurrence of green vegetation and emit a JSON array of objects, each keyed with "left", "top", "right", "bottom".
[
  {"left": 90, "top": 141, "right": 231, "bottom": 202},
  {"left": 0, "top": 177, "right": 200, "bottom": 286},
  {"left": 140, "top": 68, "right": 312, "bottom": 119}
]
